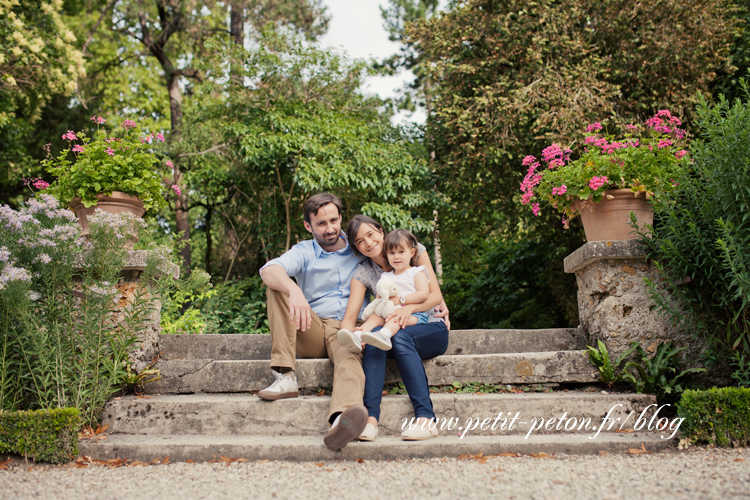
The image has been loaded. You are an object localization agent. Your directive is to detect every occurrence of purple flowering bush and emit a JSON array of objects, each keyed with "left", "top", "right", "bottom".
[
  {"left": 520, "top": 110, "right": 690, "bottom": 225},
  {"left": 42, "top": 116, "right": 171, "bottom": 217},
  {"left": 0, "top": 194, "right": 155, "bottom": 425}
]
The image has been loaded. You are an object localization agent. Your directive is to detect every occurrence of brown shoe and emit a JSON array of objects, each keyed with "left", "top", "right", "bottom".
[{"left": 323, "top": 405, "right": 368, "bottom": 451}]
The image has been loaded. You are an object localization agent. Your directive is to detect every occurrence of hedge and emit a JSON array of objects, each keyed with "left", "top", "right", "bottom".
[
  {"left": 0, "top": 408, "right": 80, "bottom": 463},
  {"left": 677, "top": 387, "right": 750, "bottom": 447}
]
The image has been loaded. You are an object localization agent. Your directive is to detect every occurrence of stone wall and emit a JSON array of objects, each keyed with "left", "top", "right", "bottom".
[
  {"left": 75, "top": 250, "right": 179, "bottom": 373},
  {"left": 564, "top": 240, "right": 706, "bottom": 367}
]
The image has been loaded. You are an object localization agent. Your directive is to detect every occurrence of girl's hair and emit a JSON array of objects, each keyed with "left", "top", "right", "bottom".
[
  {"left": 346, "top": 215, "right": 386, "bottom": 258},
  {"left": 384, "top": 229, "right": 420, "bottom": 267}
]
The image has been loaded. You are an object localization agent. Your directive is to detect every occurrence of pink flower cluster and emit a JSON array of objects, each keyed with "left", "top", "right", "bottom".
[
  {"left": 106, "top": 147, "right": 115, "bottom": 156},
  {"left": 72, "top": 144, "right": 84, "bottom": 154},
  {"left": 90, "top": 115, "right": 106, "bottom": 124},
  {"left": 140, "top": 131, "right": 166, "bottom": 144},
  {"left": 589, "top": 176, "right": 609, "bottom": 191},
  {"left": 675, "top": 150, "right": 688, "bottom": 159},
  {"left": 34, "top": 179, "right": 49, "bottom": 190},
  {"left": 166, "top": 160, "right": 173, "bottom": 169},
  {"left": 551, "top": 184, "right": 567, "bottom": 196},
  {"left": 657, "top": 139, "right": 673, "bottom": 149},
  {"left": 541, "top": 144, "right": 571, "bottom": 169},
  {"left": 121, "top": 119, "right": 136, "bottom": 130},
  {"left": 62, "top": 130, "right": 77, "bottom": 141},
  {"left": 520, "top": 156, "right": 543, "bottom": 205},
  {"left": 645, "top": 110, "right": 686, "bottom": 138},
  {"left": 586, "top": 122, "right": 603, "bottom": 133},
  {"left": 172, "top": 184, "right": 181, "bottom": 196}
]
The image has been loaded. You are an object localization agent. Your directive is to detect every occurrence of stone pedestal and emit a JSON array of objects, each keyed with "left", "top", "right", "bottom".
[
  {"left": 564, "top": 240, "right": 705, "bottom": 365},
  {"left": 74, "top": 250, "right": 179, "bottom": 373}
]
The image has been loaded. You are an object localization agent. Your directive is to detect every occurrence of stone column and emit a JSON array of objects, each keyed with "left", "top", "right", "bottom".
[
  {"left": 74, "top": 250, "right": 179, "bottom": 373},
  {"left": 563, "top": 240, "right": 705, "bottom": 365}
]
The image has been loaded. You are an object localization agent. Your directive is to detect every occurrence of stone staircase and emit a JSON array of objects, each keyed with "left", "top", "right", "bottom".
[{"left": 79, "top": 329, "right": 676, "bottom": 461}]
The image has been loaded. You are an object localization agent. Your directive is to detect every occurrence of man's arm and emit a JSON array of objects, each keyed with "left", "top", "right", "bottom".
[{"left": 261, "top": 264, "right": 312, "bottom": 332}]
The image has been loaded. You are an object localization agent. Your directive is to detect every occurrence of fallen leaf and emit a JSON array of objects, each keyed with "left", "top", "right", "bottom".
[
  {"left": 530, "top": 452, "right": 551, "bottom": 459},
  {"left": 616, "top": 428, "right": 635, "bottom": 434},
  {"left": 94, "top": 425, "right": 109, "bottom": 435},
  {"left": 130, "top": 461, "right": 148, "bottom": 467},
  {"left": 457, "top": 452, "right": 484, "bottom": 461},
  {"left": 628, "top": 443, "right": 651, "bottom": 455},
  {"left": 137, "top": 396, "right": 152, "bottom": 400},
  {"left": 219, "top": 456, "right": 249, "bottom": 463},
  {"left": 0, "top": 458, "right": 12, "bottom": 470},
  {"left": 316, "top": 462, "right": 325, "bottom": 467},
  {"left": 477, "top": 457, "right": 489, "bottom": 464},
  {"left": 186, "top": 459, "right": 195, "bottom": 464},
  {"left": 734, "top": 459, "right": 746, "bottom": 463},
  {"left": 95, "top": 435, "right": 107, "bottom": 442},
  {"left": 493, "top": 468, "right": 505, "bottom": 472},
  {"left": 355, "top": 459, "right": 364, "bottom": 464},
  {"left": 316, "top": 390, "right": 325, "bottom": 396},
  {"left": 161, "top": 456, "right": 170, "bottom": 464},
  {"left": 257, "top": 459, "right": 269, "bottom": 463},
  {"left": 493, "top": 452, "right": 521, "bottom": 458},
  {"left": 324, "top": 468, "right": 333, "bottom": 472},
  {"left": 599, "top": 451, "right": 609, "bottom": 456},
  {"left": 150, "top": 457, "right": 163, "bottom": 465}
]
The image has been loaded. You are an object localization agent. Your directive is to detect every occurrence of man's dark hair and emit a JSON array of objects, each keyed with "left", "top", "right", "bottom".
[
  {"left": 346, "top": 215, "right": 386, "bottom": 258},
  {"left": 303, "top": 193, "right": 343, "bottom": 224}
]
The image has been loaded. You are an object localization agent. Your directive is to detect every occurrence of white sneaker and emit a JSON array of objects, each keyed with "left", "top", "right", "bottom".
[
  {"left": 401, "top": 418, "right": 438, "bottom": 441},
  {"left": 337, "top": 329, "right": 363, "bottom": 354},
  {"left": 358, "top": 423, "right": 378, "bottom": 441},
  {"left": 361, "top": 330, "right": 392, "bottom": 350},
  {"left": 257, "top": 369, "right": 298, "bottom": 401}
]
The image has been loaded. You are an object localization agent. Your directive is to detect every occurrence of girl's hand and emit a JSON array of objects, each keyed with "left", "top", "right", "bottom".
[{"left": 387, "top": 304, "right": 415, "bottom": 328}]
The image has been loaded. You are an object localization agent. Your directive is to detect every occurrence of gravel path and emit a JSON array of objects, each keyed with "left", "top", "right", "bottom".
[{"left": 1, "top": 447, "right": 748, "bottom": 500}]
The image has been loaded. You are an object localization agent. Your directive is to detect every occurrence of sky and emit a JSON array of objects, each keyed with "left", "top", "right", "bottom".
[{"left": 317, "top": 0, "right": 426, "bottom": 124}]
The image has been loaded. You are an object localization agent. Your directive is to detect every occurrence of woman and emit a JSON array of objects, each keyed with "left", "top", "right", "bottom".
[{"left": 338, "top": 215, "right": 450, "bottom": 441}]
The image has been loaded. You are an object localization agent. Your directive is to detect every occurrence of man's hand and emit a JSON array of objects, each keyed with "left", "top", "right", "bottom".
[
  {"left": 434, "top": 300, "right": 451, "bottom": 331},
  {"left": 288, "top": 288, "right": 312, "bottom": 332}
]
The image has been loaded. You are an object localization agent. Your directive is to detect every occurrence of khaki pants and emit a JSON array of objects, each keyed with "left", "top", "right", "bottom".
[{"left": 267, "top": 288, "right": 365, "bottom": 420}]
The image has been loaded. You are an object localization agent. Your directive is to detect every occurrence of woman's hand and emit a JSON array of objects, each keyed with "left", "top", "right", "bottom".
[
  {"left": 433, "top": 300, "right": 451, "bottom": 331},
  {"left": 387, "top": 304, "right": 416, "bottom": 328}
]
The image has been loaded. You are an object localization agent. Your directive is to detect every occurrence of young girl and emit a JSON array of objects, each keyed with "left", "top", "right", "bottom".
[{"left": 339, "top": 229, "right": 430, "bottom": 352}]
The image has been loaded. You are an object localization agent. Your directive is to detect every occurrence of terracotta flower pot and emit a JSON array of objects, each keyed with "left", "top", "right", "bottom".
[
  {"left": 69, "top": 191, "right": 145, "bottom": 241},
  {"left": 574, "top": 189, "right": 653, "bottom": 241}
]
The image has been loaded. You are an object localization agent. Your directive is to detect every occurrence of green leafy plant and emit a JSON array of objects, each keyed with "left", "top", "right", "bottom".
[
  {"left": 678, "top": 387, "right": 750, "bottom": 447},
  {"left": 520, "top": 111, "right": 690, "bottom": 223},
  {"left": 621, "top": 341, "right": 704, "bottom": 404},
  {"left": 638, "top": 84, "right": 750, "bottom": 382},
  {"left": 0, "top": 194, "right": 168, "bottom": 425},
  {"left": 585, "top": 340, "right": 638, "bottom": 388},
  {"left": 41, "top": 116, "right": 171, "bottom": 216},
  {"left": 0, "top": 407, "right": 80, "bottom": 463}
]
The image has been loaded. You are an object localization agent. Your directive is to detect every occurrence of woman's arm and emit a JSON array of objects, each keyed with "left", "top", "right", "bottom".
[{"left": 340, "top": 278, "right": 368, "bottom": 332}]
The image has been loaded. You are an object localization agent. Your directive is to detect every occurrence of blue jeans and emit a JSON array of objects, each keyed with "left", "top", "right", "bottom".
[{"left": 362, "top": 321, "right": 449, "bottom": 421}]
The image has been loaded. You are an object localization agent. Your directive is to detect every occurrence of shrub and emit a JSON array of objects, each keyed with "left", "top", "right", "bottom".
[
  {"left": 0, "top": 194, "right": 161, "bottom": 425},
  {"left": 678, "top": 387, "right": 750, "bottom": 447},
  {"left": 639, "top": 83, "right": 750, "bottom": 381},
  {"left": 0, "top": 408, "right": 80, "bottom": 463},
  {"left": 197, "top": 277, "right": 269, "bottom": 335}
]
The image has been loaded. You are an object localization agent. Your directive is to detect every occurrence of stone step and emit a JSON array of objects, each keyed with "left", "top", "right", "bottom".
[
  {"left": 101, "top": 392, "right": 659, "bottom": 437},
  {"left": 78, "top": 432, "right": 675, "bottom": 463},
  {"left": 145, "top": 350, "right": 599, "bottom": 394},
  {"left": 158, "top": 328, "right": 584, "bottom": 361}
]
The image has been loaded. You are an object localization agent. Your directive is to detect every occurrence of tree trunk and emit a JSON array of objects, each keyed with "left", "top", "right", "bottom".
[
  {"left": 230, "top": 1, "right": 244, "bottom": 86},
  {"left": 167, "top": 70, "right": 191, "bottom": 276},
  {"left": 205, "top": 205, "right": 213, "bottom": 276}
]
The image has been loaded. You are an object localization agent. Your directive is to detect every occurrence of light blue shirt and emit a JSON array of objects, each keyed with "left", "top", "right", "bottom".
[{"left": 260, "top": 234, "right": 365, "bottom": 320}]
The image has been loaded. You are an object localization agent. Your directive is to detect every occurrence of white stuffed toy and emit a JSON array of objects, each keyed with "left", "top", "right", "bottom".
[{"left": 362, "top": 277, "right": 400, "bottom": 320}]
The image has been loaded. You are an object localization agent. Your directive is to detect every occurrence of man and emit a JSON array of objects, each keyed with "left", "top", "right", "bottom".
[{"left": 258, "top": 192, "right": 368, "bottom": 451}]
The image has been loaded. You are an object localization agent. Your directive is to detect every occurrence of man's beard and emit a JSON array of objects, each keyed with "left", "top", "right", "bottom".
[{"left": 315, "top": 230, "right": 340, "bottom": 248}]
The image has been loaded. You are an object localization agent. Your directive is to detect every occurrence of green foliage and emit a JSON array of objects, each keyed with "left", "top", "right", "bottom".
[
  {"left": 730, "top": 352, "right": 750, "bottom": 387},
  {"left": 525, "top": 111, "right": 690, "bottom": 221},
  {"left": 160, "top": 269, "right": 214, "bottom": 335},
  {"left": 621, "top": 341, "right": 705, "bottom": 404},
  {"left": 43, "top": 118, "right": 169, "bottom": 216},
  {"left": 0, "top": 407, "right": 80, "bottom": 463},
  {"left": 197, "top": 277, "right": 270, "bottom": 335},
  {"left": 639, "top": 84, "right": 750, "bottom": 381},
  {"left": 0, "top": 194, "right": 166, "bottom": 426},
  {"left": 678, "top": 387, "right": 750, "bottom": 447},
  {"left": 442, "top": 236, "right": 578, "bottom": 329},
  {"left": 585, "top": 340, "right": 638, "bottom": 388}
]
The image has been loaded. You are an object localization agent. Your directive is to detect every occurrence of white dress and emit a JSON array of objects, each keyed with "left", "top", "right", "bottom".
[{"left": 382, "top": 265, "right": 430, "bottom": 298}]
